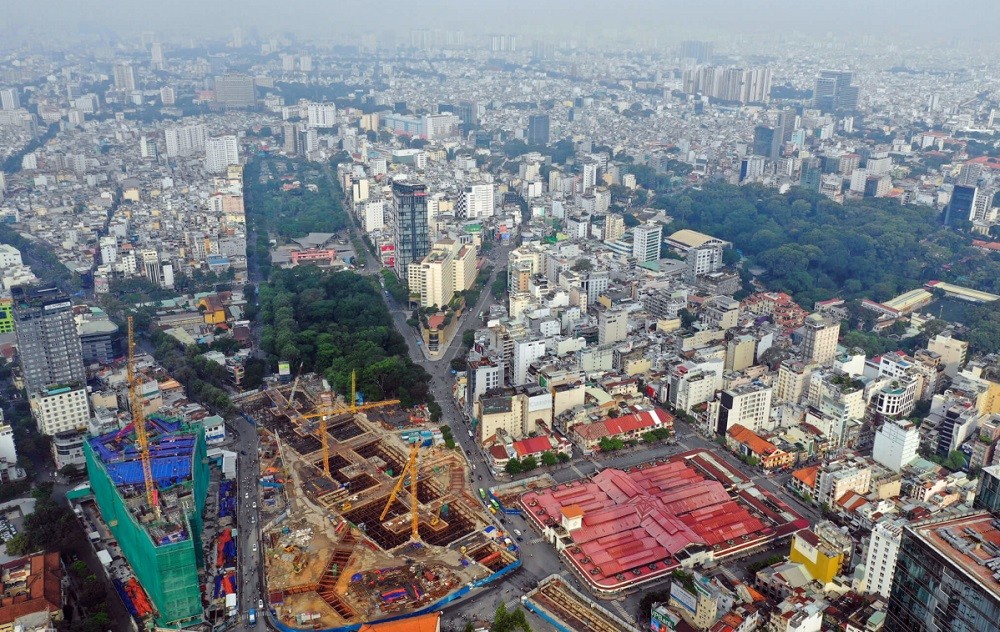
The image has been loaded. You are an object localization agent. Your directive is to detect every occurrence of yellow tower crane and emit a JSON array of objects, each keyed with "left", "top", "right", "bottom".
[
  {"left": 126, "top": 317, "right": 158, "bottom": 516},
  {"left": 297, "top": 370, "right": 400, "bottom": 478},
  {"left": 379, "top": 443, "right": 421, "bottom": 542}
]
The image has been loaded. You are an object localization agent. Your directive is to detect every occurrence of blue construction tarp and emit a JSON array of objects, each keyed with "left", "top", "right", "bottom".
[{"left": 104, "top": 456, "right": 191, "bottom": 486}]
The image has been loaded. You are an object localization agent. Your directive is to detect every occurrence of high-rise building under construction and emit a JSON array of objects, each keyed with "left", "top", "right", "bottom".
[{"left": 84, "top": 417, "right": 208, "bottom": 626}]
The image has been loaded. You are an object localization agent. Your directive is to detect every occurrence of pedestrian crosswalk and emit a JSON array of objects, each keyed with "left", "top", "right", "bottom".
[{"left": 610, "top": 600, "right": 632, "bottom": 622}]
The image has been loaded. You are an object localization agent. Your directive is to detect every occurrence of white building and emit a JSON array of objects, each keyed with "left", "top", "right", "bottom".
[
  {"left": 30, "top": 386, "right": 90, "bottom": 435},
  {"left": 928, "top": 333, "right": 968, "bottom": 378},
  {"left": 0, "top": 422, "right": 16, "bottom": 465},
  {"left": 99, "top": 236, "right": 118, "bottom": 265},
  {"left": 858, "top": 520, "right": 904, "bottom": 598},
  {"left": 306, "top": 102, "right": 337, "bottom": 128},
  {"left": 717, "top": 383, "right": 773, "bottom": 434},
  {"left": 462, "top": 183, "right": 495, "bottom": 219},
  {"left": 164, "top": 123, "right": 207, "bottom": 158},
  {"left": 423, "top": 114, "right": 460, "bottom": 140},
  {"left": 362, "top": 200, "right": 385, "bottom": 232},
  {"left": 0, "top": 244, "right": 23, "bottom": 268},
  {"left": 803, "top": 313, "right": 841, "bottom": 365},
  {"left": 513, "top": 338, "right": 546, "bottom": 386},
  {"left": 597, "top": 308, "right": 628, "bottom": 346},
  {"left": 205, "top": 135, "right": 240, "bottom": 173},
  {"left": 632, "top": 223, "right": 663, "bottom": 264},
  {"left": 872, "top": 418, "right": 919, "bottom": 472}
]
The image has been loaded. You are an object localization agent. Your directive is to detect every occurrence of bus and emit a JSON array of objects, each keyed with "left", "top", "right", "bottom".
[
  {"left": 490, "top": 499, "right": 500, "bottom": 511},
  {"left": 479, "top": 488, "right": 487, "bottom": 500},
  {"left": 248, "top": 609, "right": 257, "bottom": 625}
]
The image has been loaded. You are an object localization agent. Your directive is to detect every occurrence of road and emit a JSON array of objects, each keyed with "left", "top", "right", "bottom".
[{"left": 233, "top": 413, "right": 267, "bottom": 630}]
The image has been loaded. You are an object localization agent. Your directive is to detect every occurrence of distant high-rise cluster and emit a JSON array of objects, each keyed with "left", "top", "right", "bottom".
[
  {"left": 682, "top": 65, "right": 772, "bottom": 104},
  {"left": 489, "top": 34, "right": 517, "bottom": 53},
  {"left": 678, "top": 40, "right": 714, "bottom": 63},
  {"left": 813, "top": 70, "right": 860, "bottom": 112}
]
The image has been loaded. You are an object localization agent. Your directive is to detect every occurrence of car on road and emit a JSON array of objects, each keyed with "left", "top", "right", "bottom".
[
  {"left": 252, "top": 502, "right": 257, "bottom": 509},
  {"left": 245, "top": 492, "right": 249, "bottom": 499},
  {"left": 514, "top": 529, "right": 522, "bottom": 537},
  {"left": 252, "top": 543, "right": 258, "bottom": 552},
  {"left": 258, "top": 599, "right": 264, "bottom": 610}
]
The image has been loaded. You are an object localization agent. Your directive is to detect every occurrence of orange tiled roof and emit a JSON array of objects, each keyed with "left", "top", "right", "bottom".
[{"left": 792, "top": 465, "right": 819, "bottom": 489}]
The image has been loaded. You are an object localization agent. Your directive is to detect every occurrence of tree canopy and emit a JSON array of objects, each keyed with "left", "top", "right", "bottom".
[
  {"left": 663, "top": 183, "right": 968, "bottom": 307},
  {"left": 258, "top": 266, "right": 431, "bottom": 406}
]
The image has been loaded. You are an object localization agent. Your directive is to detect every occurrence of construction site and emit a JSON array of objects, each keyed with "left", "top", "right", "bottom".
[{"left": 242, "top": 373, "right": 518, "bottom": 629}]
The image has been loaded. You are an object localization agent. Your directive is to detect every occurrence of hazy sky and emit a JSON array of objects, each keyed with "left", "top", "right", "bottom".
[{"left": 3, "top": 0, "right": 1000, "bottom": 46}]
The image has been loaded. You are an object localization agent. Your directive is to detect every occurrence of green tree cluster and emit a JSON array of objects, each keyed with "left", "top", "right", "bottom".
[
  {"left": 244, "top": 157, "right": 349, "bottom": 240},
  {"left": 257, "top": 266, "right": 431, "bottom": 406},
  {"left": 4, "top": 499, "right": 81, "bottom": 556},
  {"left": 490, "top": 603, "right": 532, "bottom": 632},
  {"left": 599, "top": 436, "right": 626, "bottom": 452},
  {"left": 663, "top": 183, "right": 951, "bottom": 307}
]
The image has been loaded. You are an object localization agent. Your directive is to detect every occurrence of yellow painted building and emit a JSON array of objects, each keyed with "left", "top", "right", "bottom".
[{"left": 788, "top": 525, "right": 849, "bottom": 585}]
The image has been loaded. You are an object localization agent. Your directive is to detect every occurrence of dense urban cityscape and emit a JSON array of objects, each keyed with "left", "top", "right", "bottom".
[{"left": 3, "top": 3, "right": 1000, "bottom": 632}]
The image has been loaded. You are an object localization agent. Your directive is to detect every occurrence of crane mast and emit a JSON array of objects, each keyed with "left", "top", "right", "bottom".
[
  {"left": 299, "top": 370, "right": 399, "bottom": 478},
  {"left": 126, "top": 317, "right": 158, "bottom": 515}
]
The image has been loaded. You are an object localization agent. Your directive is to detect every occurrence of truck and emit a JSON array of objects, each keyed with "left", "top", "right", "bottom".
[{"left": 248, "top": 608, "right": 257, "bottom": 625}]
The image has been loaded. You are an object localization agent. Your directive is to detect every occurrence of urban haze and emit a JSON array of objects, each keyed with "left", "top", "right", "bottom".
[{"left": 2, "top": 3, "right": 1000, "bottom": 632}]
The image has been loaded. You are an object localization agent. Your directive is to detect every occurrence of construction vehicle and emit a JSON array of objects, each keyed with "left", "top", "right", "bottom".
[
  {"left": 430, "top": 501, "right": 448, "bottom": 526},
  {"left": 380, "top": 443, "right": 421, "bottom": 542},
  {"left": 297, "top": 370, "right": 400, "bottom": 478},
  {"left": 126, "top": 317, "right": 158, "bottom": 516}
]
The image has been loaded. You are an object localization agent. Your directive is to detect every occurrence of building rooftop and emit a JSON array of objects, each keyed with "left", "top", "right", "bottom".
[
  {"left": 87, "top": 415, "right": 201, "bottom": 546},
  {"left": 0, "top": 552, "right": 62, "bottom": 627},
  {"left": 520, "top": 449, "right": 804, "bottom": 591},
  {"left": 912, "top": 511, "right": 1000, "bottom": 598}
]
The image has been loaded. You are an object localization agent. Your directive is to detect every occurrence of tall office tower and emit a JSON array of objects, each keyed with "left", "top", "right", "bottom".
[
  {"left": 164, "top": 123, "right": 207, "bottom": 158},
  {"left": 282, "top": 122, "right": 298, "bottom": 154},
  {"left": 678, "top": 40, "right": 714, "bottom": 63},
  {"left": 885, "top": 512, "right": 1000, "bottom": 631},
  {"left": 231, "top": 27, "right": 244, "bottom": 48},
  {"left": 213, "top": 74, "right": 256, "bottom": 108},
  {"left": 752, "top": 125, "right": 781, "bottom": 160},
  {"left": 946, "top": 184, "right": 978, "bottom": 225},
  {"left": 113, "top": 63, "right": 136, "bottom": 92},
  {"left": 11, "top": 284, "right": 86, "bottom": 394},
  {"left": 0, "top": 88, "right": 20, "bottom": 110},
  {"left": 299, "top": 55, "right": 313, "bottom": 72},
  {"left": 159, "top": 86, "right": 176, "bottom": 105},
  {"left": 391, "top": 180, "right": 430, "bottom": 278},
  {"left": 813, "top": 70, "right": 859, "bottom": 112},
  {"left": 632, "top": 222, "right": 663, "bottom": 264},
  {"left": 204, "top": 135, "right": 240, "bottom": 173},
  {"left": 150, "top": 42, "right": 165, "bottom": 70},
  {"left": 802, "top": 313, "right": 840, "bottom": 365},
  {"left": 462, "top": 183, "right": 495, "bottom": 219},
  {"left": 527, "top": 114, "right": 550, "bottom": 146},
  {"left": 800, "top": 157, "right": 823, "bottom": 191},
  {"left": 456, "top": 101, "right": 479, "bottom": 129},
  {"left": 970, "top": 188, "right": 996, "bottom": 223}
]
